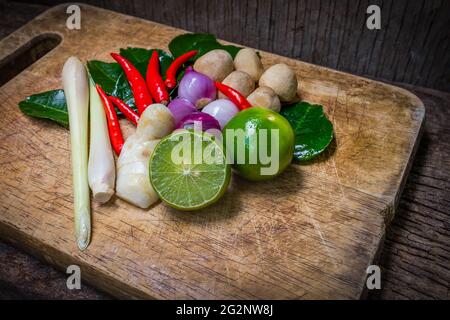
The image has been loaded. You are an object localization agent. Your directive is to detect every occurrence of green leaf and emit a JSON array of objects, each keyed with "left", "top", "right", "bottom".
[
  {"left": 280, "top": 102, "right": 334, "bottom": 162},
  {"left": 169, "top": 33, "right": 215, "bottom": 58},
  {"left": 18, "top": 48, "right": 176, "bottom": 127},
  {"left": 168, "top": 33, "right": 241, "bottom": 59},
  {"left": 87, "top": 48, "right": 174, "bottom": 112},
  {"left": 87, "top": 60, "right": 136, "bottom": 110},
  {"left": 18, "top": 89, "right": 68, "bottom": 127}
]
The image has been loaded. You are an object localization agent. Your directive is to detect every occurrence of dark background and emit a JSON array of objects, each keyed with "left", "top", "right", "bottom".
[
  {"left": 0, "top": 0, "right": 449, "bottom": 300},
  {"left": 2, "top": 0, "right": 450, "bottom": 91}
]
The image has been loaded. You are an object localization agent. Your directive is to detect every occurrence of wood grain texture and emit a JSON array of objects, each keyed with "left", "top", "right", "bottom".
[
  {"left": 14, "top": 0, "right": 450, "bottom": 92},
  {"left": 0, "top": 4, "right": 425, "bottom": 299},
  {"left": 0, "top": 241, "right": 110, "bottom": 299},
  {"left": 1, "top": 85, "right": 448, "bottom": 300},
  {"left": 371, "top": 87, "right": 450, "bottom": 300},
  {"left": 0, "top": 1, "right": 47, "bottom": 39}
]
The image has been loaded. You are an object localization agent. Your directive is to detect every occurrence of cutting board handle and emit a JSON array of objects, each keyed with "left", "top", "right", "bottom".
[{"left": 0, "top": 32, "right": 62, "bottom": 87}]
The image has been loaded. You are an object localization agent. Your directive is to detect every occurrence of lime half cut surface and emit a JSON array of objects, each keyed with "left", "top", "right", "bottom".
[{"left": 149, "top": 129, "right": 231, "bottom": 211}]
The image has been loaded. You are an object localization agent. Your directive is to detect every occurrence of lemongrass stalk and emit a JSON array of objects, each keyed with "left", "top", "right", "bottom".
[
  {"left": 87, "top": 78, "right": 115, "bottom": 203},
  {"left": 62, "top": 57, "right": 91, "bottom": 251}
]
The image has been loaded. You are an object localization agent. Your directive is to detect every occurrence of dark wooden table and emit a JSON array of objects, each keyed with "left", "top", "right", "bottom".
[{"left": 0, "top": 0, "right": 449, "bottom": 300}]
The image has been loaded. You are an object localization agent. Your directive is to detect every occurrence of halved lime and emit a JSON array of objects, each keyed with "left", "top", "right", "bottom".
[{"left": 149, "top": 129, "right": 231, "bottom": 211}]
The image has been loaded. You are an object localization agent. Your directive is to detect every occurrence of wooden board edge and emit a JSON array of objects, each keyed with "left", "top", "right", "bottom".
[
  {"left": 388, "top": 88, "right": 426, "bottom": 211},
  {"left": 0, "top": 221, "right": 153, "bottom": 299},
  {"left": 359, "top": 91, "right": 425, "bottom": 299}
]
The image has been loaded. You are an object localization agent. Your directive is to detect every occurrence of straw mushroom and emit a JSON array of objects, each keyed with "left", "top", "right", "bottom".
[
  {"left": 233, "top": 48, "right": 264, "bottom": 82},
  {"left": 259, "top": 63, "right": 298, "bottom": 102},
  {"left": 193, "top": 49, "right": 234, "bottom": 82},
  {"left": 218, "top": 70, "right": 255, "bottom": 99},
  {"left": 247, "top": 86, "right": 281, "bottom": 112}
]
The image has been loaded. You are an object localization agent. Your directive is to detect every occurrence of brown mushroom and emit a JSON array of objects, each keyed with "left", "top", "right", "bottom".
[
  {"left": 193, "top": 49, "right": 234, "bottom": 82},
  {"left": 258, "top": 63, "right": 298, "bottom": 102},
  {"left": 233, "top": 48, "right": 264, "bottom": 82},
  {"left": 218, "top": 70, "right": 255, "bottom": 99},
  {"left": 247, "top": 86, "right": 281, "bottom": 112}
]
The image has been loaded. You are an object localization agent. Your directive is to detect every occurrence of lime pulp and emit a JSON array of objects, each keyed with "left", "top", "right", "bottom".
[{"left": 149, "top": 129, "right": 231, "bottom": 211}]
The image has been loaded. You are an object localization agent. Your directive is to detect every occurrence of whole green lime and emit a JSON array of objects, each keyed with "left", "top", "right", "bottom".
[{"left": 223, "top": 107, "right": 294, "bottom": 181}]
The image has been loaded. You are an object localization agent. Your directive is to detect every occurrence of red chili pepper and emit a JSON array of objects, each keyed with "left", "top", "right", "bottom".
[
  {"left": 146, "top": 51, "right": 169, "bottom": 104},
  {"left": 164, "top": 50, "right": 198, "bottom": 89},
  {"left": 111, "top": 53, "right": 152, "bottom": 115},
  {"left": 108, "top": 96, "right": 140, "bottom": 126},
  {"left": 95, "top": 84, "right": 124, "bottom": 155},
  {"left": 214, "top": 82, "right": 252, "bottom": 110}
]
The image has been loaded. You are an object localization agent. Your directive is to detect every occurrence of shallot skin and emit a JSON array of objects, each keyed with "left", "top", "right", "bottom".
[
  {"left": 167, "top": 97, "right": 197, "bottom": 125},
  {"left": 178, "top": 67, "right": 216, "bottom": 108},
  {"left": 176, "top": 111, "right": 221, "bottom": 132},
  {"left": 202, "top": 99, "right": 239, "bottom": 129}
]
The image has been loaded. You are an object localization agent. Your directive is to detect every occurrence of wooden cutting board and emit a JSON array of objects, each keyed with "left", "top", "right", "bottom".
[{"left": 0, "top": 4, "right": 425, "bottom": 299}]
